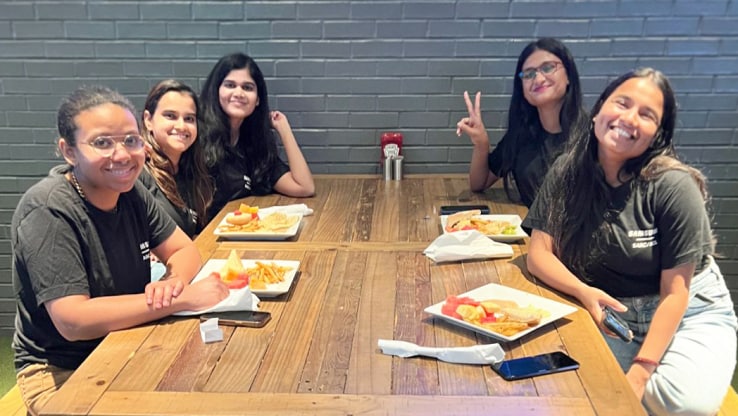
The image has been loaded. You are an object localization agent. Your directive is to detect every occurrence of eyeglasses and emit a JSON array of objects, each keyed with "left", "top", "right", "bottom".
[
  {"left": 82, "top": 134, "right": 145, "bottom": 157},
  {"left": 518, "top": 61, "right": 562, "bottom": 81}
]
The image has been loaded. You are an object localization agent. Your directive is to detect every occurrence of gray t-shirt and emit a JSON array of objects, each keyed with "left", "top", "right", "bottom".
[
  {"left": 524, "top": 168, "right": 713, "bottom": 297},
  {"left": 12, "top": 165, "right": 177, "bottom": 371}
]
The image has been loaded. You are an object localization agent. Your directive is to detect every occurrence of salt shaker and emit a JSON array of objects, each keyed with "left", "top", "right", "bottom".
[
  {"left": 384, "top": 156, "right": 393, "bottom": 180},
  {"left": 392, "top": 156, "right": 403, "bottom": 180}
]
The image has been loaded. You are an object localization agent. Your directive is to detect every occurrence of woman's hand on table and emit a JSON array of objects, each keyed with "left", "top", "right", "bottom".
[
  {"left": 145, "top": 278, "right": 185, "bottom": 310},
  {"left": 177, "top": 274, "right": 230, "bottom": 311}
]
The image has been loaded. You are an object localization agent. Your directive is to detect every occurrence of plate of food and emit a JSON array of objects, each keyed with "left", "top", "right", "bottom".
[
  {"left": 440, "top": 210, "right": 528, "bottom": 242},
  {"left": 194, "top": 250, "right": 300, "bottom": 297},
  {"left": 214, "top": 204, "right": 303, "bottom": 240},
  {"left": 424, "top": 283, "right": 577, "bottom": 342}
]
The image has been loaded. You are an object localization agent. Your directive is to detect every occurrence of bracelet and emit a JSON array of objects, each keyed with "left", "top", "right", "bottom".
[{"left": 632, "top": 356, "right": 660, "bottom": 368}]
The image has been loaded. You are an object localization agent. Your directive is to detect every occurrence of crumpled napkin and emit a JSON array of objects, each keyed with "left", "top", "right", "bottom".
[
  {"left": 173, "top": 286, "right": 260, "bottom": 316},
  {"left": 423, "top": 230, "right": 513, "bottom": 263},
  {"left": 258, "top": 203, "right": 313, "bottom": 217},
  {"left": 378, "top": 339, "right": 505, "bottom": 365}
]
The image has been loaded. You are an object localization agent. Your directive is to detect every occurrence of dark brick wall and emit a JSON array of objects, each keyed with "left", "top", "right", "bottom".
[{"left": 0, "top": 1, "right": 736, "bottom": 335}]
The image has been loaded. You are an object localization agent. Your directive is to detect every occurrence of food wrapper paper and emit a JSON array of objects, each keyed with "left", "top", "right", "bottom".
[
  {"left": 423, "top": 230, "right": 513, "bottom": 263},
  {"left": 173, "top": 286, "right": 260, "bottom": 316},
  {"left": 259, "top": 203, "right": 313, "bottom": 217},
  {"left": 199, "top": 318, "right": 223, "bottom": 343},
  {"left": 378, "top": 339, "right": 505, "bottom": 365}
]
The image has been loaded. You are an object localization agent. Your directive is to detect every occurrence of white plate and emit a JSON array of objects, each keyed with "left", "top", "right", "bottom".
[
  {"left": 214, "top": 212, "right": 303, "bottom": 240},
  {"left": 193, "top": 259, "right": 300, "bottom": 297},
  {"left": 424, "top": 283, "right": 578, "bottom": 342},
  {"left": 440, "top": 214, "right": 528, "bottom": 242}
]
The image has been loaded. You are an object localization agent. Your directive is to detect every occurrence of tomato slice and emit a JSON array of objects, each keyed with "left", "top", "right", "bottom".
[
  {"left": 212, "top": 271, "right": 250, "bottom": 289},
  {"left": 441, "top": 302, "right": 461, "bottom": 319},
  {"left": 441, "top": 295, "right": 480, "bottom": 319},
  {"left": 481, "top": 314, "right": 497, "bottom": 323},
  {"left": 226, "top": 277, "right": 249, "bottom": 289}
]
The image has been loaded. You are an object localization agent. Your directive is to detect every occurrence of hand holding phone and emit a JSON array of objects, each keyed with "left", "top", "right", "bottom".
[
  {"left": 491, "top": 351, "right": 579, "bottom": 381},
  {"left": 602, "top": 306, "right": 633, "bottom": 343},
  {"left": 200, "top": 311, "right": 271, "bottom": 328}
]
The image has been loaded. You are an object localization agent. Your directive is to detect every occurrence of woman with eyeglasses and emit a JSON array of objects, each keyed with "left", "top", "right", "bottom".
[
  {"left": 199, "top": 53, "right": 315, "bottom": 220},
  {"left": 139, "top": 79, "right": 213, "bottom": 238},
  {"left": 524, "top": 68, "right": 737, "bottom": 415},
  {"left": 457, "top": 38, "right": 587, "bottom": 207},
  {"left": 10, "top": 85, "right": 229, "bottom": 415}
]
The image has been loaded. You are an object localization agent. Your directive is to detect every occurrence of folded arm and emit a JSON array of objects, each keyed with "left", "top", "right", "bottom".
[{"left": 46, "top": 227, "right": 229, "bottom": 341}]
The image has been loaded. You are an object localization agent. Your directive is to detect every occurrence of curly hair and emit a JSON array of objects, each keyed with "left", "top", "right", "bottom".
[{"left": 141, "top": 79, "right": 213, "bottom": 228}]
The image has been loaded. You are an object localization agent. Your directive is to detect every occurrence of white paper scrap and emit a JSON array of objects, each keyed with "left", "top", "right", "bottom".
[{"left": 200, "top": 318, "right": 223, "bottom": 343}]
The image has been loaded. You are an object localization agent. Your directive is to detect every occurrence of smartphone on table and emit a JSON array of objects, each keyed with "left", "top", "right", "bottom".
[
  {"left": 439, "top": 205, "right": 491, "bottom": 215},
  {"left": 199, "top": 311, "right": 272, "bottom": 328},
  {"left": 491, "top": 351, "right": 579, "bottom": 381},
  {"left": 602, "top": 306, "right": 633, "bottom": 343}
]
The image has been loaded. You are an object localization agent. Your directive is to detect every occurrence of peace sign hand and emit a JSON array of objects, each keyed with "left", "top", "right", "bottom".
[{"left": 456, "top": 91, "right": 489, "bottom": 148}]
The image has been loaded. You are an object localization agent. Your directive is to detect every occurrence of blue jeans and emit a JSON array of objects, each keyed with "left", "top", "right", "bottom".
[{"left": 604, "top": 257, "right": 737, "bottom": 416}]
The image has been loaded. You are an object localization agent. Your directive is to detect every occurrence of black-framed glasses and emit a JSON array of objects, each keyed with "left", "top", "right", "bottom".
[
  {"left": 518, "top": 61, "right": 562, "bottom": 81},
  {"left": 83, "top": 134, "right": 145, "bottom": 157}
]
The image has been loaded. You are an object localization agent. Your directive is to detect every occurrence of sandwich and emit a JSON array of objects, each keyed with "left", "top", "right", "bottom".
[{"left": 445, "top": 209, "right": 481, "bottom": 231}]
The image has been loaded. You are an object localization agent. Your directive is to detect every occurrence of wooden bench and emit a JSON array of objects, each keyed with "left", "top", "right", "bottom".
[{"left": 0, "top": 384, "right": 26, "bottom": 416}]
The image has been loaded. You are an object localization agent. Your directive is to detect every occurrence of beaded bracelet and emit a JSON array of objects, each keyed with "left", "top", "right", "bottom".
[{"left": 632, "top": 356, "right": 660, "bottom": 368}]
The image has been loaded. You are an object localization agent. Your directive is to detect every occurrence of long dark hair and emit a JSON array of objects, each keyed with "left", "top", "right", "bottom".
[
  {"left": 199, "top": 53, "right": 279, "bottom": 180},
  {"left": 142, "top": 79, "right": 213, "bottom": 228},
  {"left": 500, "top": 38, "right": 586, "bottom": 201},
  {"left": 545, "top": 68, "right": 703, "bottom": 278}
]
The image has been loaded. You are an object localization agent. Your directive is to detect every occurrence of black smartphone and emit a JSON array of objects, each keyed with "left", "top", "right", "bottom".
[
  {"left": 491, "top": 351, "right": 580, "bottom": 381},
  {"left": 199, "top": 311, "right": 272, "bottom": 328},
  {"left": 440, "top": 205, "right": 490, "bottom": 215},
  {"left": 602, "top": 306, "right": 633, "bottom": 343}
]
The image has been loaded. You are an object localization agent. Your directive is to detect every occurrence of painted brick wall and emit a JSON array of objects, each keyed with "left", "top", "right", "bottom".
[{"left": 0, "top": 0, "right": 736, "bottom": 336}]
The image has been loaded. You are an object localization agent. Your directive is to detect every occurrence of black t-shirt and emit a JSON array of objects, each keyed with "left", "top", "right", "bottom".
[
  {"left": 523, "top": 168, "right": 713, "bottom": 297},
  {"left": 11, "top": 165, "right": 177, "bottom": 371},
  {"left": 208, "top": 145, "right": 290, "bottom": 220},
  {"left": 138, "top": 168, "right": 198, "bottom": 237},
  {"left": 487, "top": 129, "right": 566, "bottom": 207}
]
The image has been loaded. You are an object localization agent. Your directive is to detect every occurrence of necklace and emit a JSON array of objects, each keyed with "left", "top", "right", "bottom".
[{"left": 69, "top": 171, "right": 86, "bottom": 200}]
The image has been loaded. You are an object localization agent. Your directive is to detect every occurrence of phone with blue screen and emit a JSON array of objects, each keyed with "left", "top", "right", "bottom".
[{"left": 492, "top": 351, "right": 579, "bottom": 381}]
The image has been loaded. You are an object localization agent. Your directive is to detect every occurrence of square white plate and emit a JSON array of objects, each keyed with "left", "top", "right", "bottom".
[
  {"left": 440, "top": 214, "right": 528, "bottom": 242},
  {"left": 424, "top": 283, "right": 578, "bottom": 342},
  {"left": 214, "top": 212, "right": 303, "bottom": 240},
  {"left": 193, "top": 259, "right": 300, "bottom": 297}
]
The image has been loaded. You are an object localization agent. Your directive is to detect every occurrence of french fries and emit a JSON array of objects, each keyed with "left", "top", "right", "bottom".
[{"left": 246, "top": 261, "right": 293, "bottom": 290}]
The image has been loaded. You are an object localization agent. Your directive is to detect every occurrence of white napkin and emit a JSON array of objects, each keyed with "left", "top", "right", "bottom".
[
  {"left": 423, "top": 230, "right": 513, "bottom": 263},
  {"left": 173, "top": 286, "right": 261, "bottom": 316},
  {"left": 258, "top": 203, "right": 313, "bottom": 217},
  {"left": 378, "top": 339, "right": 505, "bottom": 365},
  {"left": 199, "top": 318, "right": 223, "bottom": 343}
]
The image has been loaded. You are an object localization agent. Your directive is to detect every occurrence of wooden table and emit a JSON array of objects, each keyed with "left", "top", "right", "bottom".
[{"left": 41, "top": 175, "right": 645, "bottom": 416}]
